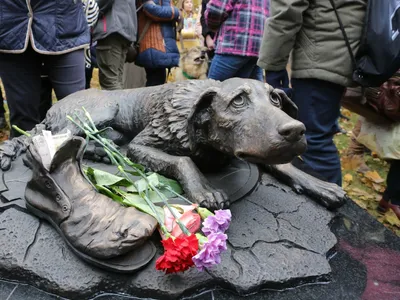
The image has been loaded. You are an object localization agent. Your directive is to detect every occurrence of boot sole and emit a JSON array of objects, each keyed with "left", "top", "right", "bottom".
[{"left": 26, "top": 202, "right": 156, "bottom": 274}]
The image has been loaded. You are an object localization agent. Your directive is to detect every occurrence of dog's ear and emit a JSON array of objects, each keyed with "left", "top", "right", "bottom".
[
  {"left": 275, "top": 89, "right": 298, "bottom": 119},
  {"left": 187, "top": 87, "right": 219, "bottom": 148}
]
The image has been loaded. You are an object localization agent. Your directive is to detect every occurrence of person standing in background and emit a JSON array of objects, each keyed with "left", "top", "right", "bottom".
[
  {"left": 83, "top": 0, "right": 100, "bottom": 89},
  {"left": 93, "top": 0, "right": 137, "bottom": 90},
  {"left": 135, "top": 0, "right": 181, "bottom": 87},
  {"left": 200, "top": 0, "right": 215, "bottom": 63},
  {"left": 0, "top": 0, "right": 90, "bottom": 138},
  {"left": 0, "top": 85, "right": 6, "bottom": 130},
  {"left": 258, "top": 0, "right": 367, "bottom": 186},
  {"left": 205, "top": 0, "right": 268, "bottom": 81}
]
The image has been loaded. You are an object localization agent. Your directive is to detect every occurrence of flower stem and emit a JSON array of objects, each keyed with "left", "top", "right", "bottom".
[
  {"left": 67, "top": 109, "right": 192, "bottom": 236},
  {"left": 11, "top": 125, "right": 31, "bottom": 137}
]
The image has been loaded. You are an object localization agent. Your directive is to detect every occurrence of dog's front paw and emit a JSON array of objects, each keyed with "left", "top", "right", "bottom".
[
  {"left": 307, "top": 180, "right": 347, "bottom": 209},
  {"left": 187, "top": 184, "right": 230, "bottom": 210},
  {"left": 84, "top": 141, "right": 112, "bottom": 164}
]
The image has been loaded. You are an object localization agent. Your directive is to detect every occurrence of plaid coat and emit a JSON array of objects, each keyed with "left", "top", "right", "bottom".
[{"left": 205, "top": 0, "right": 269, "bottom": 57}]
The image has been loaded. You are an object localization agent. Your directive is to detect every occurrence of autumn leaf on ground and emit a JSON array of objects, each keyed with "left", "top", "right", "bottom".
[
  {"left": 364, "top": 171, "right": 385, "bottom": 184},
  {"left": 384, "top": 210, "right": 400, "bottom": 227},
  {"left": 344, "top": 173, "right": 353, "bottom": 184},
  {"left": 342, "top": 155, "right": 364, "bottom": 171},
  {"left": 372, "top": 183, "right": 385, "bottom": 194},
  {"left": 354, "top": 199, "right": 368, "bottom": 210},
  {"left": 347, "top": 188, "right": 374, "bottom": 198}
]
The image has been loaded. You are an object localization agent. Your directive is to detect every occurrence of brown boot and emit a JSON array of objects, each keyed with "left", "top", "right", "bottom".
[{"left": 24, "top": 136, "right": 157, "bottom": 273}]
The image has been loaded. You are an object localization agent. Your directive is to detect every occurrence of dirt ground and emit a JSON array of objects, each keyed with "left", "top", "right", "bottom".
[{"left": 1, "top": 71, "right": 399, "bottom": 236}]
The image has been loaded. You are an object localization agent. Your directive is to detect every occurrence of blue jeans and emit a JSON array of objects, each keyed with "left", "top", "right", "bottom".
[
  {"left": 208, "top": 54, "right": 264, "bottom": 81},
  {"left": 291, "top": 78, "right": 344, "bottom": 186}
]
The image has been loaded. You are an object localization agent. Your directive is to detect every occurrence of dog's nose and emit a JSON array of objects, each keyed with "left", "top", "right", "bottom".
[{"left": 278, "top": 121, "right": 306, "bottom": 142}]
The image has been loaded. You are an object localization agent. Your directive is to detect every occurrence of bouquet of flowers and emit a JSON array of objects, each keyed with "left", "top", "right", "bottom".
[{"left": 62, "top": 108, "right": 232, "bottom": 274}]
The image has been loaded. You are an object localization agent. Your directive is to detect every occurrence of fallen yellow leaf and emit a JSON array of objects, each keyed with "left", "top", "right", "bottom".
[
  {"left": 343, "top": 174, "right": 353, "bottom": 184},
  {"left": 384, "top": 210, "right": 400, "bottom": 227},
  {"left": 364, "top": 171, "right": 385, "bottom": 184},
  {"left": 354, "top": 199, "right": 368, "bottom": 209},
  {"left": 372, "top": 183, "right": 384, "bottom": 193}
]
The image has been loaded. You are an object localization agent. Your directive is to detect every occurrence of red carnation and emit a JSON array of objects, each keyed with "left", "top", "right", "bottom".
[{"left": 156, "top": 234, "right": 199, "bottom": 274}]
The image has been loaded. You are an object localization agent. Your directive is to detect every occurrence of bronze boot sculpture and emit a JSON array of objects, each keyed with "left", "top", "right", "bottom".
[{"left": 24, "top": 136, "right": 157, "bottom": 273}]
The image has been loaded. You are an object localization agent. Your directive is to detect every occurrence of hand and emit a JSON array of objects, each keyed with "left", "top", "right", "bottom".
[
  {"left": 205, "top": 35, "right": 214, "bottom": 50},
  {"left": 265, "top": 70, "right": 292, "bottom": 98}
]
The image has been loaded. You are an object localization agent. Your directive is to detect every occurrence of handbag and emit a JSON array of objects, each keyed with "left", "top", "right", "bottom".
[
  {"left": 341, "top": 74, "right": 400, "bottom": 123},
  {"left": 365, "top": 74, "right": 400, "bottom": 122},
  {"left": 125, "top": 4, "right": 152, "bottom": 63}
]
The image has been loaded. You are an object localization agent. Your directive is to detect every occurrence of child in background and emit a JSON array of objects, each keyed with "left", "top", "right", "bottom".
[
  {"left": 178, "top": 0, "right": 203, "bottom": 47},
  {"left": 82, "top": 0, "right": 99, "bottom": 89}
]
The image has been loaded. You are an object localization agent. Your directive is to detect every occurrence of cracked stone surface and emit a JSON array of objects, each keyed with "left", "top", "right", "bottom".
[{"left": 0, "top": 156, "right": 337, "bottom": 299}]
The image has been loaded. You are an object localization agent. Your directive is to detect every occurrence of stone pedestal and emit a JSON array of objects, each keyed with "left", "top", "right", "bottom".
[{"left": 1, "top": 156, "right": 399, "bottom": 300}]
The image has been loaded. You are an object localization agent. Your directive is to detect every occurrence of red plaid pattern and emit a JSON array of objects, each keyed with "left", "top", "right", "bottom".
[{"left": 205, "top": 0, "right": 269, "bottom": 57}]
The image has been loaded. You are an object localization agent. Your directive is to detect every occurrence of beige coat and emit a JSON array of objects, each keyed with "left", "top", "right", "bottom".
[{"left": 258, "top": 0, "right": 367, "bottom": 87}]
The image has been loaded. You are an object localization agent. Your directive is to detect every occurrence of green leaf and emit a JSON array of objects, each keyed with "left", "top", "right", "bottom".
[
  {"left": 92, "top": 168, "right": 131, "bottom": 187},
  {"left": 157, "top": 174, "right": 183, "bottom": 196},
  {"left": 127, "top": 173, "right": 160, "bottom": 193},
  {"left": 95, "top": 184, "right": 124, "bottom": 203},
  {"left": 124, "top": 163, "right": 146, "bottom": 176},
  {"left": 84, "top": 166, "right": 95, "bottom": 179},
  {"left": 123, "top": 194, "right": 165, "bottom": 223}
]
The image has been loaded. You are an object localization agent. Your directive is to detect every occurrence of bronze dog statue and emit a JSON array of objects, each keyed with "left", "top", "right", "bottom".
[{"left": 0, "top": 79, "right": 346, "bottom": 209}]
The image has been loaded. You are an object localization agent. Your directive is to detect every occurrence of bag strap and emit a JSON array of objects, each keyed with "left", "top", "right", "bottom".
[
  {"left": 138, "top": 20, "right": 152, "bottom": 43},
  {"left": 328, "top": 0, "right": 357, "bottom": 70},
  {"left": 136, "top": 3, "right": 152, "bottom": 44}
]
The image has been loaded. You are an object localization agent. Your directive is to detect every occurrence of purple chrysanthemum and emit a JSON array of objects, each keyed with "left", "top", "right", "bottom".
[
  {"left": 202, "top": 209, "right": 231, "bottom": 236},
  {"left": 192, "top": 232, "right": 228, "bottom": 271}
]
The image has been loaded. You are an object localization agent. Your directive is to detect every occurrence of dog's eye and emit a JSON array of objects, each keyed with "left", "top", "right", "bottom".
[
  {"left": 231, "top": 95, "right": 247, "bottom": 109},
  {"left": 270, "top": 92, "right": 282, "bottom": 107}
]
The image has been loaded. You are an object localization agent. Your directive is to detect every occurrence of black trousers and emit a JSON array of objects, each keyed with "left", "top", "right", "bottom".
[
  {"left": 384, "top": 160, "right": 400, "bottom": 205},
  {"left": 0, "top": 85, "right": 4, "bottom": 116},
  {"left": 0, "top": 44, "right": 85, "bottom": 137},
  {"left": 145, "top": 68, "right": 167, "bottom": 87}
]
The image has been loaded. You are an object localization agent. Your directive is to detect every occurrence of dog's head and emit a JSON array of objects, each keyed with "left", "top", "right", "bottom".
[
  {"left": 188, "top": 78, "right": 307, "bottom": 164},
  {"left": 179, "top": 46, "right": 209, "bottom": 79}
]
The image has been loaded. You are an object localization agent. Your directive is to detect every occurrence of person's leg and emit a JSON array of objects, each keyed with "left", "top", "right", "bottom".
[
  {"left": 236, "top": 57, "right": 263, "bottom": 80},
  {"left": 378, "top": 160, "right": 400, "bottom": 219},
  {"left": 208, "top": 54, "right": 250, "bottom": 81},
  {"left": 249, "top": 64, "right": 264, "bottom": 81},
  {"left": 39, "top": 76, "right": 53, "bottom": 121},
  {"left": 291, "top": 78, "right": 344, "bottom": 186},
  {"left": 384, "top": 160, "right": 400, "bottom": 205},
  {"left": 85, "top": 67, "right": 94, "bottom": 89},
  {"left": 145, "top": 68, "right": 167, "bottom": 87},
  {"left": 0, "top": 46, "right": 42, "bottom": 137},
  {"left": 0, "top": 85, "right": 6, "bottom": 129},
  {"left": 39, "top": 62, "right": 53, "bottom": 121},
  {"left": 45, "top": 49, "right": 85, "bottom": 101},
  {"left": 96, "top": 34, "right": 129, "bottom": 90}
]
